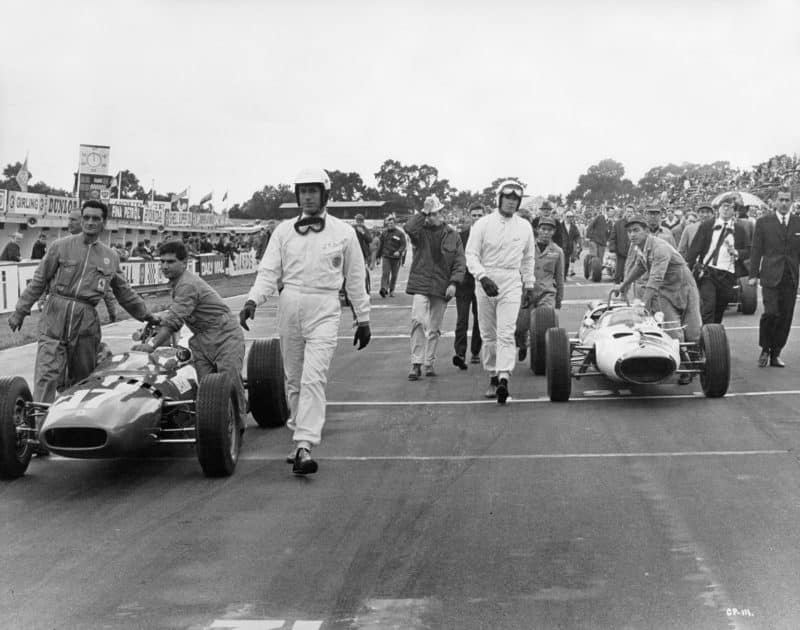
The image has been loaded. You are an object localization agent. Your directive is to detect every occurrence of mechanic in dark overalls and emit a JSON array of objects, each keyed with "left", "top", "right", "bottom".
[
  {"left": 131, "top": 241, "right": 247, "bottom": 430},
  {"left": 8, "top": 200, "right": 154, "bottom": 405}
]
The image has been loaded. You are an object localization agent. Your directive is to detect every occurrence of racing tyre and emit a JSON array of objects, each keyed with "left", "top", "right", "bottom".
[
  {"left": 583, "top": 254, "right": 591, "bottom": 279},
  {"left": 196, "top": 373, "right": 240, "bottom": 477},
  {"left": 0, "top": 377, "right": 34, "bottom": 480},
  {"left": 699, "top": 324, "right": 730, "bottom": 398},
  {"left": 591, "top": 256, "right": 603, "bottom": 282},
  {"left": 247, "top": 339, "right": 290, "bottom": 429},
  {"left": 546, "top": 328, "right": 571, "bottom": 402},
  {"left": 738, "top": 277, "right": 757, "bottom": 315},
  {"left": 530, "top": 305, "right": 558, "bottom": 375}
]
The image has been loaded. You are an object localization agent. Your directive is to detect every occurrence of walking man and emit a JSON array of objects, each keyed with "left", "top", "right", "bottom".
[
  {"left": 378, "top": 216, "right": 406, "bottom": 297},
  {"left": 608, "top": 205, "right": 632, "bottom": 283},
  {"left": 405, "top": 195, "right": 465, "bottom": 380},
  {"left": 748, "top": 188, "right": 800, "bottom": 367},
  {"left": 465, "top": 180, "right": 536, "bottom": 404},
  {"left": 686, "top": 193, "right": 750, "bottom": 324},
  {"left": 562, "top": 209, "right": 582, "bottom": 277},
  {"left": 240, "top": 168, "right": 371, "bottom": 475},
  {"left": 452, "top": 203, "right": 484, "bottom": 369}
]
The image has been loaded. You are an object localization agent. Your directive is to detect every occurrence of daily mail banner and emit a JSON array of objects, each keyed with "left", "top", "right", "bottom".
[{"left": 6, "top": 191, "right": 47, "bottom": 217}]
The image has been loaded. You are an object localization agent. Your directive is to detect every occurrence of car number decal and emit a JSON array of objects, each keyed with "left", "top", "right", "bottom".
[{"left": 57, "top": 382, "right": 140, "bottom": 409}]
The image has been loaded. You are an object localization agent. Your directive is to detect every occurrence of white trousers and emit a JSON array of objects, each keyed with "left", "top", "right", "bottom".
[
  {"left": 476, "top": 269, "right": 522, "bottom": 378},
  {"left": 410, "top": 293, "right": 448, "bottom": 367},
  {"left": 278, "top": 288, "right": 341, "bottom": 446}
]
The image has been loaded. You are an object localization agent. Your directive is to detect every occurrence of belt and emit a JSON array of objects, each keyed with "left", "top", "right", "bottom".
[
  {"left": 281, "top": 283, "right": 339, "bottom": 294},
  {"left": 50, "top": 293, "right": 97, "bottom": 307},
  {"left": 706, "top": 267, "right": 735, "bottom": 279}
]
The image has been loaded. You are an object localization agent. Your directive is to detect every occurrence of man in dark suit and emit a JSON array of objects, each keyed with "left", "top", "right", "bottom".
[
  {"left": 561, "top": 209, "right": 582, "bottom": 276},
  {"left": 608, "top": 205, "right": 633, "bottom": 283},
  {"left": 748, "top": 188, "right": 800, "bottom": 367},
  {"left": 452, "top": 203, "right": 485, "bottom": 368},
  {"left": 686, "top": 194, "right": 750, "bottom": 324}
]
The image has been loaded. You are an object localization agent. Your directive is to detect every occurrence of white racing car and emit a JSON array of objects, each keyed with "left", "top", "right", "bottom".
[{"left": 544, "top": 293, "right": 730, "bottom": 401}]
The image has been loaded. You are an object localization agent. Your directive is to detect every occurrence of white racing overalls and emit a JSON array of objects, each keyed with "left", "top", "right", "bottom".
[
  {"left": 465, "top": 211, "right": 536, "bottom": 378},
  {"left": 247, "top": 212, "right": 369, "bottom": 446},
  {"left": 13, "top": 234, "right": 149, "bottom": 403}
]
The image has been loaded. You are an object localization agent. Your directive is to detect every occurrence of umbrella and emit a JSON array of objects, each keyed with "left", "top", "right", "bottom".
[{"left": 711, "top": 191, "right": 766, "bottom": 207}]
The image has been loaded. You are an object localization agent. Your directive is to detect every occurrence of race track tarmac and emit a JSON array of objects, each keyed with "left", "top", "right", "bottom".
[{"left": 2, "top": 265, "right": 800, "bottom": 629}]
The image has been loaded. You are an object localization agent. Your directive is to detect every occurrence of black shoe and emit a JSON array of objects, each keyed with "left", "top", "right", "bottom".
[
  {"left": 678, "top": 373, "right": 693, "bottom": 385},
  {"left": 758, "top": 350, "right": 770, "bottom": 368},
  {"left": 32, "top": 443, "right": 50, "bottom": 457},
  {"left": 770, "top": 354, "right": 786, "bottom": 368},
  {"left": 424, "top": 365, "right": 436, "bottom": 377},
  {"left": 389, "top": 292, "right": 395, "bottom": 297},
  {"left": 292, "top": 448, "right": 318, "bottom": 475},
  {"left": 408, "top": 364, "right": 422, "bottom": 381},
  {"left": 484, "top": 376, "right": 499, "bottom": 399},
  {"left": 452, "top": 355, "right": 467, "bottom": 370},
  {"left": 496, "top": 378, "right": 509, "bottom": 405},
  {"left": 379, "top": 288, "right": 387, "bottom": 298},
  {"left": 518, "top": 346, "right": 527, "bottom": 362},
  {"left": 470, "top": 354, "right": 481, "bottom": 364}
]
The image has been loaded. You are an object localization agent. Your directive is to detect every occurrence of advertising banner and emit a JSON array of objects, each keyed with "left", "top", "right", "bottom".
[
  {"left": 0, "top": 189, "right": 6, "bottom": 214},
  {"left": 195, "top": 253, "right": 226, "bottom": 277},
  {"left": 165, "top": 211, "right": 191, "bottom": 228},
  {"left": 226, "top": 249, "right": 258, "bottom": 276},
  {"left": 6, "top": 191, "right": 47, "bottom": 217},
  {"left": 192, "top": 213, "right": 216, "bottom": 227},
  {"left": 78, "top": 144, "right": 111, "bottom": 176},
  {"left": 109, "top": 199, "right": 144, "bottom": 223},
  {"left": 119, "top": 260, "right": 167, "bottom": 288},
  {"left": 142, "top": 202, "right": 168, "bottom": 226},
  {"left": 45, "top": 195, "right": 79, "bottom": 217}
]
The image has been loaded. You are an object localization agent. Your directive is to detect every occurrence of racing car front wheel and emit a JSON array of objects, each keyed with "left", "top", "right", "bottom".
[
  {"left": 246, "top": 339, "right": 290, "bottom": 428},
  {"left": 699, "top": 324, "right": 730, "bottom": 398},
  {"left": 0, "top": 377, "right": 34, "bottom": 480},
  {"left": 530, "top": 305, "right": 558, "bottom": 375},
  {"left": 546, "top": 328, "right": 572, "bottom": 402},
  {"left": 196, "top": 373, "right": 240, "bottom": 477}
]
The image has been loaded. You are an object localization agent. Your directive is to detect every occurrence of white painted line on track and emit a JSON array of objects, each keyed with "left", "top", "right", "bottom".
[
  {"left": 238, "top": 450, "right": 789, "bottom": 461},
  {"left": 327, "top": 389, "right": 800, "bottom": 406}
]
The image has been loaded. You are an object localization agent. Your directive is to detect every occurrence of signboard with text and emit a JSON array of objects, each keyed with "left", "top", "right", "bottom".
[
  {"left": 6, "top": 191, "right": 47, "bottom": 216},
  {"left": 79, "top": 144, "right": 111, "bottom": 175},
  {"left": 0, "top": 189, "right": 6, "bottom": 214}
]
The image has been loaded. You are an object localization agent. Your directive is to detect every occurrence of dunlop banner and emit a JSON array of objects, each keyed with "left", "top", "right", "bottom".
[{"left": 45, "top": 195, "right": 79, "bottom": 217}]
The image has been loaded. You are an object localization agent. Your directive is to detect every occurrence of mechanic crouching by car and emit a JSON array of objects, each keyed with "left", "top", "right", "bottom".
[
  {"left": 131, "top": 241, "right": 247, "bottom": 432},
  {"left": 613, "top": 214, "right": 702, "bottom": 384},
  {"left": 515, "top": 216, "right": 564, "bottom": 361},
  {"left": 8, "top": 200, "right": 156, "bottom": 407},
  {"left": 239, "top": 168, "right": 371, "bottom": 476}
]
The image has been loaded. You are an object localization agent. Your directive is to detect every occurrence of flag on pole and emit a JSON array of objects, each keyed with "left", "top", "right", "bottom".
[
  {"left": 16, "top": 155, "right": 30, "bottom": 192},
  {"left": 199, "top": 191, "right": 213, "bottom": 205},
  {"left": 222, "top": 191, "right": 228, "bottom": 202},
  {"left": 171, "top": 188, "right": 189, "bottom": 211}
]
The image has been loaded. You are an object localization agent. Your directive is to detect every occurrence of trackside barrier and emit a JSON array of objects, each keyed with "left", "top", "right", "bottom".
[{"left": 0, "top": 252, "right": 256, "bottom": 313}]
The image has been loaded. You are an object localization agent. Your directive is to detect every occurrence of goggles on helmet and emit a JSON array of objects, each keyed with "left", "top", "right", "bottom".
[{"left": 500, "top": 184, "right": 524, "bottom": 198}]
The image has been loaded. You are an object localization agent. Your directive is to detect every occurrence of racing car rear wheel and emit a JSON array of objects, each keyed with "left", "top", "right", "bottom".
[
  {"left": 583, "top": 255, "right": 591, "bottom": 279},
  {"left": 738, "top": 277, "right": 757, "bottom": 315},
  {"left": 0, "top": 377, "right": 34, "bottom": 480},
  {"left": 546, "top": 328, "right": 571, "bottom": 402},
  {"left": 530, "top": 305, "right": 558, "bottom": 375},
  {"left": 247, "top": 339, "right": 290, "bottom": 428},
  {"left": 196, "top": 373, "right": 240, "bottom": 477},
  {"left": 591, "top": 256, "right": 603, "bottom": 282},
  {"left": 699, "top": 324, "right": 730, "bottom": 398}
]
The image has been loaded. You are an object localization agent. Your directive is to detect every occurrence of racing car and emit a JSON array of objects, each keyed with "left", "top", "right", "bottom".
[
  {"left": 583, "top": 250, "right": 616, "bottom": 283},
  {"left": 544, "top": 293, "right": 730, "bottom": 402},
  {"left": 0, "top": 324, "right": 289, "bottom": 480}
]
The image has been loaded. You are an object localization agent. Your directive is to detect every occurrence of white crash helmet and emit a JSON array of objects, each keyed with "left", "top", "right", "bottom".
[
  {"left": 496, "top": 179, "right": 525, "bottom": 210},
  {"left": 294, "top": 168, "right": 331, "bottom": 206}
]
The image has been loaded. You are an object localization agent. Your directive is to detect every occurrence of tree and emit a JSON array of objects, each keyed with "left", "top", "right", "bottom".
[
  {"left": 328, "top": 170, "right": 367, "bottom": 202},
  {"left": 373, "top": 159, "right": 455, "bottom": 210},
  {"left": 109, "top": 169, "right": 146, "bottom": 200},
  {"left": 566, "top": 159, "right": 636, "bottom": 207},
  {"left": 239, "top": 184, "right": 295, "bottom": 219}
]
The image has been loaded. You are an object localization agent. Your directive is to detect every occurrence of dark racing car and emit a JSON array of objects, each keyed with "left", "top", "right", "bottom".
[{"left": 0, "top": 324, "right": 288, "bottom": 480}]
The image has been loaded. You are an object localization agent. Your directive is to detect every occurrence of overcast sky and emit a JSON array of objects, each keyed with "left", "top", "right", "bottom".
[{"left": 1, "top": 0, "right": 799, "bottom": 207}]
